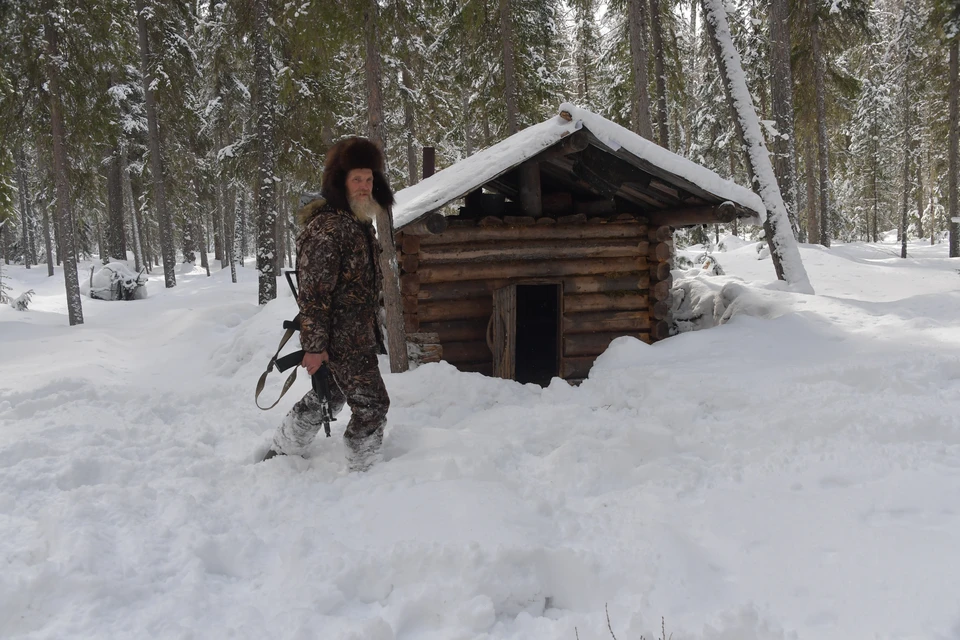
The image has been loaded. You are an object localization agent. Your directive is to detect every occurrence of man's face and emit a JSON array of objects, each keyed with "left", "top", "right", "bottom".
[{"left": 346, "top": 168, "right": 374, "bottom": 202}]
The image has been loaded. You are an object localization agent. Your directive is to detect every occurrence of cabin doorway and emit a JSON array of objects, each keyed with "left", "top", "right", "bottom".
[{"left": 490, "top": 283, "right": 560, "bottom": 385}]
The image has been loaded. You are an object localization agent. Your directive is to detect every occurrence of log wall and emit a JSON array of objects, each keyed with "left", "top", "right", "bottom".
[{"left": 397, "top": 212, "right": 669, "bottom": 380}]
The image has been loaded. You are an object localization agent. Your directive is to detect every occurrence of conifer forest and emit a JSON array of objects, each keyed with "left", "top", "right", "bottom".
[{"left": 1, "top": 0, "right": 958, "bottom": 321}]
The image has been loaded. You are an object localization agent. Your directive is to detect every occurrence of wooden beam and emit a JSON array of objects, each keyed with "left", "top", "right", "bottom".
[
  {"left": 419, "top": 318, "right": 489, "bottom": 342},
  {"left": 442, "top": 340, "right": 491, "bottom": 363},
  {"left": 564, "top": 291, "right": 649, "bottom": 313},
  {"left": 418, "top": 240, "right": 644, "bottom": 264},
  {"left": 646, "top": 203, "right": 744, "bottom": 227},
  {"left": 419, "top": 223, "right": 649, "bottom": 246},
  {"left": 418, "top": 272, "right": 650, "bottom": 302},
  {"left": 418, "top": 297, "right": 492, "bottom": 322},
  {"left": 563, "top": 310, "right": 652, "bottom": 334},
  {"left": 401, "top": 212, "right": 448, "bottom": 235},
  {"left": 418, "top": 256, "right": 649, "bottom": 284},
  {"left": 563, "top": 332, "right": 650, "bottom": 357}
]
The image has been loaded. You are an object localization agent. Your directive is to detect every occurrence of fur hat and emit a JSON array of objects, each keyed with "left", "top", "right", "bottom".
[{"left": 320, "top": 137, "right": 395, "bottom": 216}]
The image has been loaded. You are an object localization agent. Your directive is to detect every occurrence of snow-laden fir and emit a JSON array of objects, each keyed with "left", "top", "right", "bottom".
[{"left": 1, "top": 238, "right": 959, "bottom": 639}]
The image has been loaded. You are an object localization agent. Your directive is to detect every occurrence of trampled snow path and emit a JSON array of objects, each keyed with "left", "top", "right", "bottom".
[{"left": 2, "top": 240, "right": 960, "bottom": 640}]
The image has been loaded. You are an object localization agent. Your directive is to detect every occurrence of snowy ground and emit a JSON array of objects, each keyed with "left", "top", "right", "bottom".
[{"left": 2, "top": 239, "right": 959, "bottom": 640}]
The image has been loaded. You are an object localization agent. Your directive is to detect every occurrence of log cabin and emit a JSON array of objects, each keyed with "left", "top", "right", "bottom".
[{"left": 391, "top": 103, "right": 765, "bottom": 385}]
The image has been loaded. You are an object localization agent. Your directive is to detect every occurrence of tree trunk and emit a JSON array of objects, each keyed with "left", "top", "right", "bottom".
[
  {"left": 402, "top": 66, "right": 418, "bottom": 185},
  {"left": 769, "top": 0, "right": 799, "bottom": 240},
  {"left": 365, "top": 0, "right": 408, "bottom": 373},
  {"left": 253, "top": 0, "right": 277, "bottom": 304},
  {"left": 136, "top": 0, "right": 177, "bottom": 287},
  {"left": 41, "top": 195, "right": 53, "bottom": 275},
  {"left": 628, "top": 0, "right": 654, "bottom": 139},
  {"left": 916, "top": 154, "right": 923, "bottom": 240},
  {"left": 701, "top": 0, "right": 813, "bottom": 293},
  {"left": 499, "top": 0, "right": 519, "bottom": 135},
  {"left": 683, "top": 0, "right": 698, "bottom": 157},
  {"left": 44, "top": 6, "right": 84, "bottom": 325},
  {"left": 949, "top": 36, "right": 959, "bottom": 258},
  {"left": 121, "top": 152, "right": 143, "bottom": 272},
  {"left": 809, "top": 0, "right": 831, "bottom": 247},
  {"left": 15, "top": 142, "right": 32, "bottom": 269},
  {"left": 899, "top": 63, "right": 911, "bottom": 259},
  {"left": 235, "top": 188, "right": 245, "bottom": 267},
  {"left": 649, "top": 0, "right": 669, "bottom": 148},
  {"left": 104, "top": 146, "right": 126, "bottom": 261}
]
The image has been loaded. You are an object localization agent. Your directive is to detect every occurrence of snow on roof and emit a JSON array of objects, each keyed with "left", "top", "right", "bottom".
[{"left": 392, "top": 103, "right": 766, "bottom": 230}]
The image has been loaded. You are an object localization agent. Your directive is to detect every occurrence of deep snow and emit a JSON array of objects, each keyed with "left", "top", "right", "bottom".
[{"left": 1, "top": 239, "right": 959, "bottom": 640}]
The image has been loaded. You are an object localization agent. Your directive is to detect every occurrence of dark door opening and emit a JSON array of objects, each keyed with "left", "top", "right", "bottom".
[{"left": 515, "top": 284, "right": 560, "bottom": 386}]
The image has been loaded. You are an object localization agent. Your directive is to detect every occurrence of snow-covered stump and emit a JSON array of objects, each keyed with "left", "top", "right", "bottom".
[{"left": 82, "top": 262, "right": 148, "bottom": 301}]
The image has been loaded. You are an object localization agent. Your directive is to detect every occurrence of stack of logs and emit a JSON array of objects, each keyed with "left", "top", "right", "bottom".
[
  {"left": 648, "top": 224, "right": 675, "bottom": 341},
  {"left": 395, "top": 212, "right": 674, "bottom": 378}
]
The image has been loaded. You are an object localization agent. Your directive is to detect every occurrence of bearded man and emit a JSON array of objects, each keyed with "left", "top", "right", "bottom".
[{"left": 262, "top": 137, "right": 392, "bottom": 470}]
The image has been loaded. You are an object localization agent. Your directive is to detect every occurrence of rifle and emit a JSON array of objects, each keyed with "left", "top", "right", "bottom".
[{"left": 254, "top": 270, "right": 336, "bottom": 437}]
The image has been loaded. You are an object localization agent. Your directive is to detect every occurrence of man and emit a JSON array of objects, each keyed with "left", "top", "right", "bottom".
[{"left": 263, "top": 137, "right": 393, "bottom": 470}]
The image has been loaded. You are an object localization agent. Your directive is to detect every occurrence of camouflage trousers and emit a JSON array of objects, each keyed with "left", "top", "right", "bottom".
[{"left": 272, "top": 352, "right": 389, "bottom": 462}]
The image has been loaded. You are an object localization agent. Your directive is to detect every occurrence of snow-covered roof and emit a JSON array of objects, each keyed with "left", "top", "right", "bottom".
[{"left": 393, "top": 103, "right": 766, "bottom": 230}]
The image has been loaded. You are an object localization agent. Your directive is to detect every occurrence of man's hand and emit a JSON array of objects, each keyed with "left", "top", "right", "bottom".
[{"left": 302, "top": 351, "right": 329, "bottom": 376}]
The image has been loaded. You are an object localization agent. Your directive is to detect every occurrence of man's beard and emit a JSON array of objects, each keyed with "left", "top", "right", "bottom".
[{"left": 348, "top": 195, "right": 382, "bottom": 222}]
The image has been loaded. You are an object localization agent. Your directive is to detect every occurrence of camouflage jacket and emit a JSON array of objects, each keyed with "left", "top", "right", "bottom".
[{"left": 296, "top": 202, "right": 384, "bottom": 359}]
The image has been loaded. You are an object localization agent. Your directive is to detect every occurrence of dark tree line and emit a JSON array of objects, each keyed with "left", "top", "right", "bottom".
[{"left": 0, "top": 0, "right": 957, "bottom": 324}]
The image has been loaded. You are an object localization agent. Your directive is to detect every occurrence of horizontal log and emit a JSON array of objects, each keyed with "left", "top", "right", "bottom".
[
  {"left": 479, "top": 216, "right": 504, "bottom": 227},
  {"left": 563, "top": 332, "right": 650, "bottom": 358},
  {"left": 646, "top": 203, "right": 743, "bottom": 227},
  {"left": 563, "top": 310, "right": 651, "bottom": 334},
  {"left": 653, "top": 299, "right": 672, "bottom": 321},
  {"left": 401, "top": 212, "right": 448, "bottom": 235},
  {"left": 402, "top": 295, "right": 418, "bottom": 315},
  {"left": 408, "top": 342, "right": 443, "bottom": 364},
  {"left": 558, "top": 213, "right": 588, "bottom": 225},
  {"left": 400, "top": 273, "right": 420, "bottom": 296},
  {"left": 418, "top": 240, "right": 646, "bottom": 264},
  {"left": 419, "top": 257, "right": 649, "bottom": 284},
  {"left": 418, "top": 273, "right": 650, "bottom": 302},
  {"left": 536, "top": 217, "right": 557, "bottom": 225},
  {"left": 564, "top": 291, "right": 649, "bottom": 313},
  {"left": 442, "top": 340, "right": 491, "bottom": 363},
  {"left": 653, "top": 277, "right": 673, "bottom": 301},
  {"left": 560, "top": 356, "right": 596, "bottom": 380},
  {"left": 648, "top": 225, "right": 673, "bottom": 243},
  {"left": 650, "top": 262, "right": 671, "bottom": 281},
  {"left": 401, "top": 254, "right": 419, "bottom": 272},
  {"left": 404, "top": 313, "right": 419, "bottom": 333},
  {"left": 562, "top": 273, "right": 651, "bottom": 294},
  {"left": 419, "top": 223, "right": 649, "bottom": 246},
  {"left": 652, "top": 241, "right": 675, "bottom": 263},
  {"left": 652, "top": 320, "right": 671, "bottom": 341},
  {"left": 402, "top": 235, "right": 421, "bottom": 254},
  {"left": 419, "top": 318, "right": 489, "bottom": 343},
  {"left": 418, "top": 297, "right": 492, "bottom": 322},
  {"left": 406, "top": 332, "right": 440, "bottom": 345},
  {"left": 503, "top": 215, "right": 536, "bottom": 226}
]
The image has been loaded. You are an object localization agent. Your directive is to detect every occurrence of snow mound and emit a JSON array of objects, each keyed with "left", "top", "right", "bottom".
[{"left": 81, "top": 262, "right": 148, "bottom": 301}]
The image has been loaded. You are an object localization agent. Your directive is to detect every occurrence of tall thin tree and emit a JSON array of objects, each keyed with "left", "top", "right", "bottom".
[
  {"left": 364, "top": 0, "right": 408, "bottom": 373},
  {"left": 253, "top": 0, "right": 277, "bottom": 304},
  {"left": 44, "top": 2, "right": 84, "bottom": 325},
  {"left": 701, "top": 0, "right": 813, "bottom": 293},
  {"left": 769, "top": 0, "right": 799, "bottom": 240},
  {"left": 136, "top": 0, "right": 176, "bottom": 287}
]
